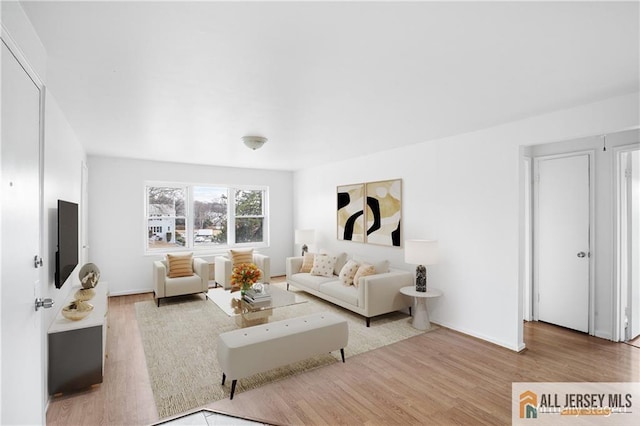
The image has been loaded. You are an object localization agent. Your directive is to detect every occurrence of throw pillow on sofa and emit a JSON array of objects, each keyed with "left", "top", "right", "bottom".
[
  {"left": 339, "top": 260, "right": 360, "bottom": 286},
  {"left": 230, "top": 248, "right": 254, "bottom": 267},
  {"left": 353, "top": 263, "right": 376, "bottom": 287},
  {"left": 166, "top": 253, "right": 194, "bottom": 278},
  {"left": 320, "top": 250, "right": 347, "bottom": 275},
  {"left": 310, "top": 254, "right": 336, "bottom": 278},
  {"left": 300, "top": 252, "right": 316, "bottom": 273}
]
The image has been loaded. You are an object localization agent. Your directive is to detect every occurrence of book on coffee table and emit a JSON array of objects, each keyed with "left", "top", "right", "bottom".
[{"left": 245, "top": 288, "right": 271, "bottom": 301}]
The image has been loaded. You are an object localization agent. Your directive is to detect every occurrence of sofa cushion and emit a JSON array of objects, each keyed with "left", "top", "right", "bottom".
[
  {"left": 300, "top": 252, "right": 316, "bottom": 273},
  {"left": 353, "top": 263, "right": 376, "bottom": 288},
  {"left": 290, "top": 273, "right": 335, "bottom": 291},
  {"left": 310, "top": 254, "right": 336, "bottom": 277},
  {"left": 353, "top": 257, "right": 390, "bottom": 274},
  {"left": 319, "top": 281, "right": 359, "bottom": 306},
  {"left": 166, "top": 253, "right": 194, "bottom": 278},
  {"left": 230, "top": 249, "right": 254, "bottom": 267},
  {"left": 339, "top": 260, "right": 360, "bottom": 286}
]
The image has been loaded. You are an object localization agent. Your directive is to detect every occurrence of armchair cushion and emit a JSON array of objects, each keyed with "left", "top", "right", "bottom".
[{"left": 166, "top": 252, "right": 194, "bottom": 278}]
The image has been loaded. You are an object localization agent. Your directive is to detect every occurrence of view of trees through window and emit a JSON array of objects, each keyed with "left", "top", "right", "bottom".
[{"left": 146, "top": 184, "right": 266, "bottom": 251}]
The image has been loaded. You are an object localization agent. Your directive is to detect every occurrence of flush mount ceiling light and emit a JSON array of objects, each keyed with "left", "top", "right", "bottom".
[{"left": 242, "top": 136, "right": 268, "bottom": 150}]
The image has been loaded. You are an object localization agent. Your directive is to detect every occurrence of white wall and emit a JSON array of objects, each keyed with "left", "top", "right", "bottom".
[
  {"left": 87, "top": 156, "right": 293, "bottom": 296},
  {"left": 42, "top": 93, "right": 87, "bottom": 324},
  {"left": 293, "top": 92, "right": 639, "bottom": 351}
]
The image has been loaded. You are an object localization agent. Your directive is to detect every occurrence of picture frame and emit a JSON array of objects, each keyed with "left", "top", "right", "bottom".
[
  {"left": 337, "top": 183, "right": 365, "bottom": 242},
  {"left": 365, "top": 179, "right": 402, "bottom": 247}
]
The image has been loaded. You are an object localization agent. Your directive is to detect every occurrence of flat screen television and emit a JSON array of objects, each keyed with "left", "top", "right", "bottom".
[{"left": 55, "top": 199, "right": 79, "bottom": 289}]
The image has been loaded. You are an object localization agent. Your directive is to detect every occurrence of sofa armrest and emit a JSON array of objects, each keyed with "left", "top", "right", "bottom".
[
  {"left": 153, "top": 260, "right": 167, "bottom": 298},
  {"left": 193, "top": 257, "right": 209, "bottom": 291},
  {"left": 214, "top": 256, "right": 233, "bottom": 290},
  {"left": 253, "top": 253, "right": 271, "bottom": 284},
  {"left": 286, "top": 257, "right": 304, "bottom": 279},
  {"left": 361, "top": 270, "right": 413, "bottom": 317}
]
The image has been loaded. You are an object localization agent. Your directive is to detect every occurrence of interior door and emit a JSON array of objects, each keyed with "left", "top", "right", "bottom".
[
  {"left": 535, "top": 154, "right": 590, "bottom": 333},
  {"left": 1, "top": 40, "right": 45, "bottom": 424}
]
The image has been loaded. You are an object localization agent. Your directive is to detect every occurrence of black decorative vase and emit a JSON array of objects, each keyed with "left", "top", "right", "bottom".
[{"left": 415, "top": 265, "right": 426, "bottom": 292}]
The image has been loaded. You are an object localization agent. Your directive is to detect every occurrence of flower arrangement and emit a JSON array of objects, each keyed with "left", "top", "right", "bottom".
[{"left": 230, "top": 263, "right": 262, "bottom": 294}]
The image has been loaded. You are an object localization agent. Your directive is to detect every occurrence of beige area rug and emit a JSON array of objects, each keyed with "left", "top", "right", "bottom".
[{"left": 135, "top": 283, "right": 431, "bottom": 419}]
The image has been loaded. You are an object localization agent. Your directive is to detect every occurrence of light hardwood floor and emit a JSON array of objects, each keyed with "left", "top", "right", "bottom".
[{"left": 47, "top": 283, "right": 640, "bottom": 425}]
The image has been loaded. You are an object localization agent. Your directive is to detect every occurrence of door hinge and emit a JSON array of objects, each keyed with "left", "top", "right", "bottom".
[{"left": 33, "top": 255, "right": 43, "bottom": 268}]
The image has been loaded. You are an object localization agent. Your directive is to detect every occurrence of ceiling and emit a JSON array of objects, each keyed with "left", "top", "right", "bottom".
[{"left": 20, "top": 1, "right": 640, "bottom": 171}]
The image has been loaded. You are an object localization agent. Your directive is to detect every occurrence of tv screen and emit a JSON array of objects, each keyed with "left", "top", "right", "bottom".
[{"left": 56, "top": 200, "right": 79, "bottom": 289}]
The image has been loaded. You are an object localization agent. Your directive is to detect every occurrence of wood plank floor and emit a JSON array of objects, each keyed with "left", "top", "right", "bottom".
[{"left": 47, "top": 284, "right": 640, "bottom": 425}]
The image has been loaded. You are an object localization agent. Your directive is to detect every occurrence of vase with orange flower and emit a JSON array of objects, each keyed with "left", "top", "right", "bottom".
[{"left": 230, "top": 263, "right": 262, "bottom": 295}]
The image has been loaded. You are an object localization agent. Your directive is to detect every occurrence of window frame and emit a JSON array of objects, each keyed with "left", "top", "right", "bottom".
[{"left": 144, "top": 181, "right": 269, "bottom": 254}]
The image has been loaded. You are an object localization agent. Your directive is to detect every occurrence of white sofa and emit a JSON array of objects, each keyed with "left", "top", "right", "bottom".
[
  {"left": 153, "top": 257, "right": 209, "bottom": 307},
  {"left": 214, "top": 253, "right": 271, "bottom": 290},
  {"left": 286, "top": 255, "right": 413, "bottom": 327}
]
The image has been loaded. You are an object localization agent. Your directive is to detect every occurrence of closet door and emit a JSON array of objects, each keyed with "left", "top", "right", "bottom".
[{"left": 535, "top": 154, "right": 591, "bottom": 333}]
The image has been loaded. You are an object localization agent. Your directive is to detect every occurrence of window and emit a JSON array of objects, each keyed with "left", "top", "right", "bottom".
[
  {"left": 234, "top": 189, "right": 265, "bottom": 244},
  {"left": 145, "top": 183, "right": 268, "bottom": 252},
  {"left": 146, "top": 186, "right": 186, "bottom": 249}
]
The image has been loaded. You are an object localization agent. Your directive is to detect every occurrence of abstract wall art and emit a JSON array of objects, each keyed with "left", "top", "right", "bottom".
[
  {"left": 337, "top": 183, "right": 365, "bottom": 242},
  {"left": 337, "top": 179, "right": 402, "bottom": 247},
  {"left": 365, "top": 179, "right": 402, "bottom": 247}
]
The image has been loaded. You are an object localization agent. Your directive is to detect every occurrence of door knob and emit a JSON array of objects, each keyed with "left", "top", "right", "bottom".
[
  {"left": 577, "top": 252, "right": 587, "bottom": 258},
  {"left": 35, "top": 298, "right": 54, "bottom": 311}
]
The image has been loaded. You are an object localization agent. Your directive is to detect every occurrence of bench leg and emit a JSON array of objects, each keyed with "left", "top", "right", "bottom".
[
  {"left": 222, "top": 373, "right": 226, "bottom": 385},
  {"left": 366, "top": 317, "right": 370, "bottom": 327},
  {"left": 340, "top": 348, "right": 345, "bottom": 363},
  {"left": 230, "top": 380, "right": 237, "bottom": 400}
]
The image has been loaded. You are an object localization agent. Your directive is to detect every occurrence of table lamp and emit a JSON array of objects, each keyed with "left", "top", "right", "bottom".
[
  {"left": 404, "top": 240, "right": 438, "bottom": 292},
  {"left": 295, "top": 229, "right": 315, "bottom": 256}
]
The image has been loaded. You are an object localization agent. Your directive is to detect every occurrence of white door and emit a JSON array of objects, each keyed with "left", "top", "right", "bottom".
[
  {"left": 1, "top": 40, "right": 45, "bottom": 424},
  {"left": 535, "top": 154, "right": 590, "bottom": 333}
]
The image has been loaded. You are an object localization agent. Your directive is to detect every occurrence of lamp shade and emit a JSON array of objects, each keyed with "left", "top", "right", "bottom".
[
  {"left": 404, "top": 240, "right": 438, "bottom": 265},
  {"left": 295, "top": 229, "right": 315, "bottom": 244}
]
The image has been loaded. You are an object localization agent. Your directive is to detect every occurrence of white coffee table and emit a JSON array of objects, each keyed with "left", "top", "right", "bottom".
[{"left": 400, "top": 286, "right": 443, "bottom": 330}]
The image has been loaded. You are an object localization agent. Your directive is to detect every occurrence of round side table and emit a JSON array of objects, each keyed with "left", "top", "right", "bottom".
[{"left": 400, "top": 286, "right": 443, "bottom": 330}]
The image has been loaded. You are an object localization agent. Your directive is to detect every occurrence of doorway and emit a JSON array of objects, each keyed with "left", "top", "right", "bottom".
[{"left": 533, "top": 153, "right": 592, "bottom": 333}]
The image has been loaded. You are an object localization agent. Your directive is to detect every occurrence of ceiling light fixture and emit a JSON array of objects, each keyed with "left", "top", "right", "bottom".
[{"left": 242, "top": 135, "right": 268, "bottom": 150}]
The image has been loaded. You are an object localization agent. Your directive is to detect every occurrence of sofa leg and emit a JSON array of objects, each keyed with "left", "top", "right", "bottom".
[
  {"left": 221, "top": 373, "right": 226, "bottom": 385},
  {"left": 366, "top": 317, "right": 370, "bottom": 327},
  {"left": 157, "top": 298, "right": 160, "bottom": 308},
  {"left": 286, "top": 282, "right": 289, "bottom": 291},
  {"left": 340, "top": 348, "right": 345, "bottom": 363},
  {"left": 409, "top": 306, "right": 412, "bottom": 317},
  {"left": 230, "top": 380, "right": 237, "bottom": 400}
]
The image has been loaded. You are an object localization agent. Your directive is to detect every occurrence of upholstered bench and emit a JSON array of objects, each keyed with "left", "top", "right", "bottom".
[{"left": 217, "top": 311, "right": 349, "bottom": 399}]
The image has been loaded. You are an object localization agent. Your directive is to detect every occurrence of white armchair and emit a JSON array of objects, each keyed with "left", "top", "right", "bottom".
[
  {"left": 215, "top": 253, "right": 271, "bottom": 290},
  {"left": 153, "top": 256, "right": 209, "bottom": 306}
]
